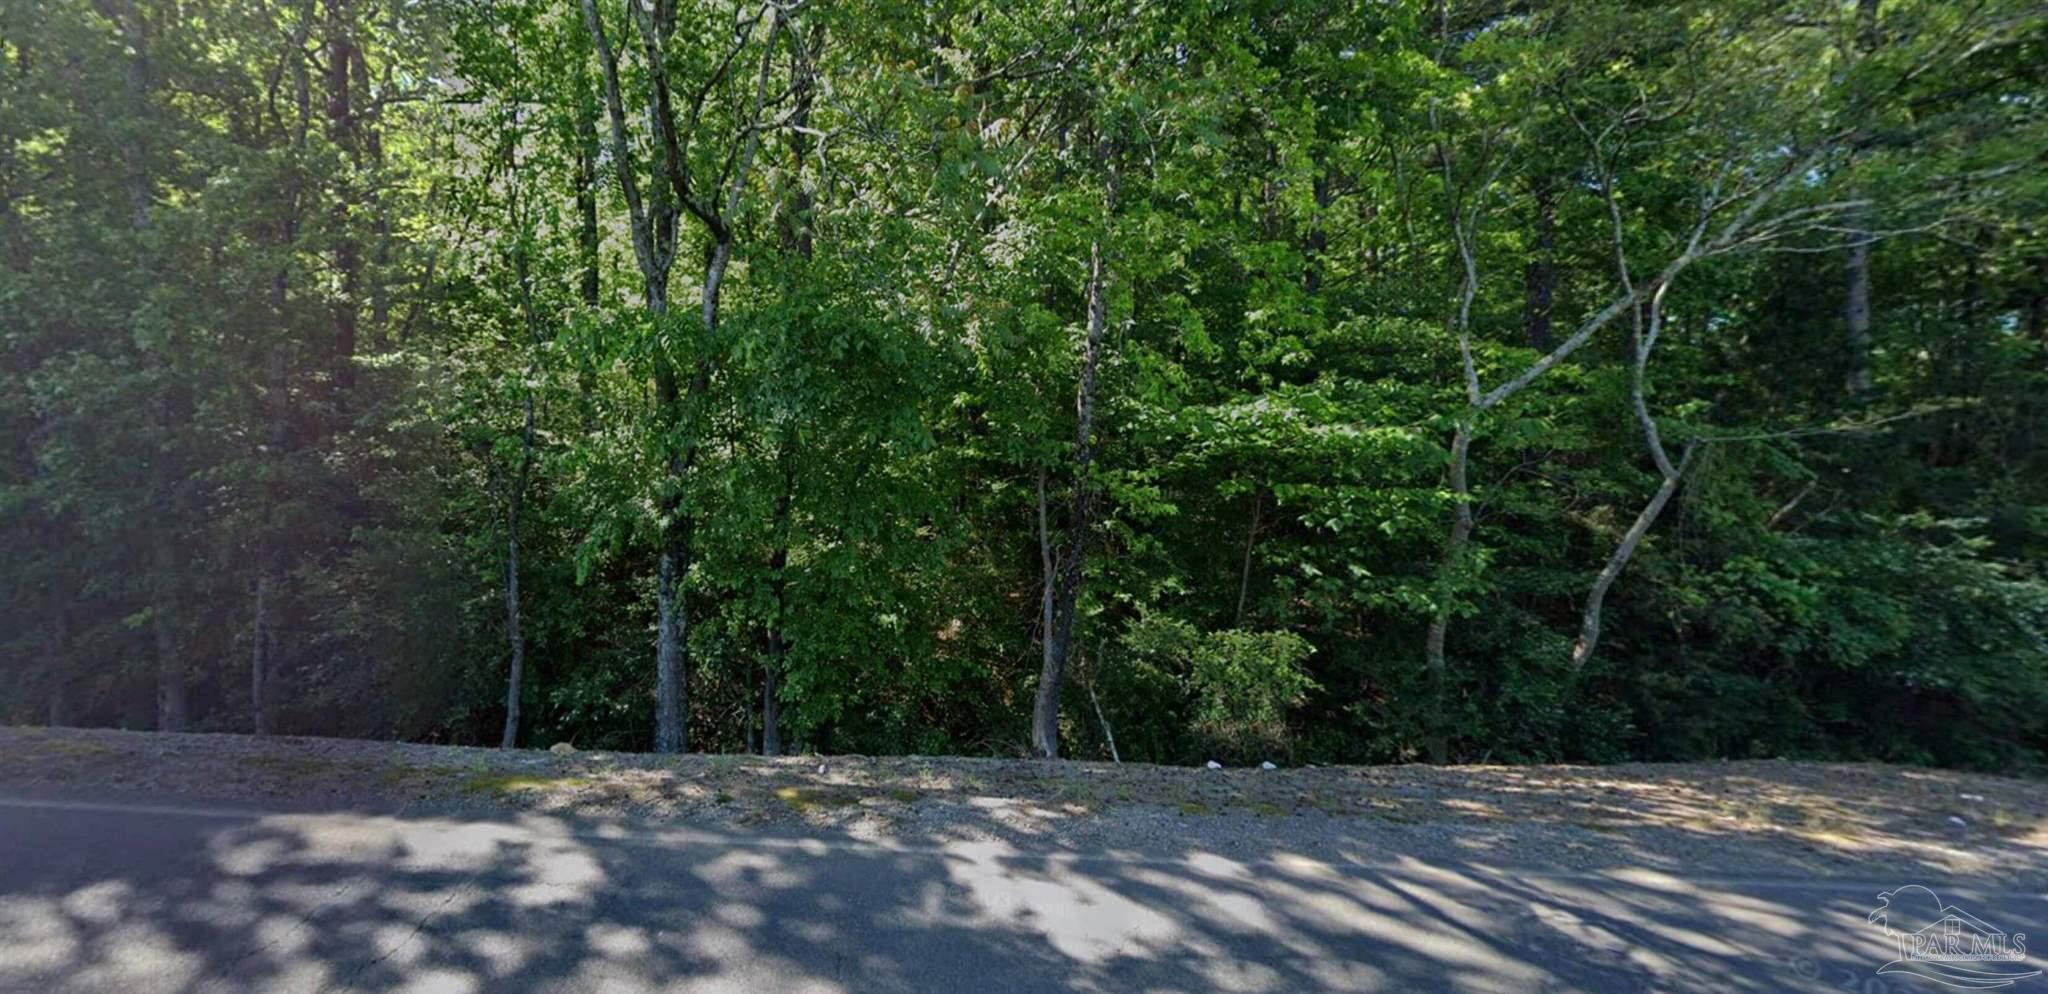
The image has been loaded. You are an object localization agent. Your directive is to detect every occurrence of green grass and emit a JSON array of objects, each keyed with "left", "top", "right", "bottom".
[
  {"left": 775, "top": 786, "right": 862, "bottom": 811},
  {"left": 31, "top": 737, "right": 113, "bottom": 757},
  {"left": 378, "top": 763, "right": 432, "bottom": 787},
  {"left": 461, "top": 773, "right": 588, "bottom": 796}
]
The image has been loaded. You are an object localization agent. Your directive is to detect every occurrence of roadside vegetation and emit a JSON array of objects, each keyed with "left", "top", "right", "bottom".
[{"left": 2, "top": 0, "right": 2044, "bottom": 770}]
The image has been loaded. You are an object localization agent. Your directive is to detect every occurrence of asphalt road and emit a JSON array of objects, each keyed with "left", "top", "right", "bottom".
[{"left": 0, "top": 792, "right": 2041, "bottom": 994}]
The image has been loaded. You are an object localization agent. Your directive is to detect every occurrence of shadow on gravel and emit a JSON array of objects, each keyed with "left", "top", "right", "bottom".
[
  {"left": 6, "top": 725, "right": 2045, "bottom": 885},
  {"left": 2, "top": 726, "right": 2044, "bottom": 993},
  {"left": 2, "top": 791, "right": 2039, "bottom": 994}
]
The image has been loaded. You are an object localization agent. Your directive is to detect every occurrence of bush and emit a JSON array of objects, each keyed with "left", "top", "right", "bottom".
[{"left": 1120, "top": 617, "right": 1318, "bottom": 764}]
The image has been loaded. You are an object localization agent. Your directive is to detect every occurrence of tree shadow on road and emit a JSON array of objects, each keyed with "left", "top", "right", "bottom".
[{"left": 4, "top": 785, "right": 2031, "bottom": 994}]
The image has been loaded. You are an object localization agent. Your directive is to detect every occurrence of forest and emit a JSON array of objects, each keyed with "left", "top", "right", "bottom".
[{"left": 2, "top": 0, "right": 2045, "bottom": 769}]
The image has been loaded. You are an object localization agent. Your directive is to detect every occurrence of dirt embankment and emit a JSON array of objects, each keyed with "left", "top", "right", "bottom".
[{"left": 4, "top": 725, "right": 2042, "bottom": 884}]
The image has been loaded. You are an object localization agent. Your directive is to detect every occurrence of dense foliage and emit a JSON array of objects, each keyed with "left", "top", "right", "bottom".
[{"left": 4, "top": 0, "right": 2045, "bottom": 770}]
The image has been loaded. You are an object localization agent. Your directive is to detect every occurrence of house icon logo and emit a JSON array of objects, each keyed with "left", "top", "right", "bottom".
[{"left": 1868, "top": 885, "right": 2040, "bottom": 988}]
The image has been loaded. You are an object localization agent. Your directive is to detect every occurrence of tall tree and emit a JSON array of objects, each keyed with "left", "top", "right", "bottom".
[{"left": 581, "top": 0, "right": 793, "bottom": 752}]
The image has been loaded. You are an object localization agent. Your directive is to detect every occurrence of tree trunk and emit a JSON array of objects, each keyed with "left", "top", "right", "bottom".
[
  {"left": 761, "top": 633, "right": 782, "bottom": 756},
  {"left": 46, "top": 597, "right": 69, "bottom": 727},
  {"left": 1087, "top": 678, "right": 1119, "bottom": 764},
  {"left": 499, "top": 235, "right": 545, "bottom": 750},
  {"left": 151, "top": 368, "right": 194, "bottom": 734},
  {"left": 1421, "top": 418, "right": 1473, "bottom": 765},
  {"left": 572, "top": 57, "right": 602, "bottom": 429},
  {"left": 757, "top": 58, "right": 811, "bottom": 750},
  {"left": 648, "top": 240, "right": 733, "bottom": 756},
  {"left": 580, "top": 0, "right": 776, "bottom": 755},
  {"left": 1573, "top": 277, "right": 1693, "bottom": 672},
  {"left": 1522, "top": 182, "right": 1557, "bottom": 352},
  {"left": 650, "top": 269, "right": 692, "bottom": 755},
  {"left": 1303, "top": 170, "right": 1331, "bottom": 294},
  {"left": 647, "top": 239, "right": 733, "bottom": 756},
  {"left": 253, "top": 187, "right": 295, "bottom": 737},
  {"left": 1571, "top": 444, "right": 1697, "bottom": 670},
  {"left": 154, "top": 531, "right": 187, "bottom": 732},
  {"left": 1843, "top": 0, "right": 1880, "bottom": 400},
  {"left": 1033, "top": 467, "right": 1056, "bottom": 752},
  {"left": 2027, "top": 256, "right": 2046, "bottom": 343},
  {"left": 500, "top": 394, "right": 533, "bottom": 749},
  {"left": 653, "top": 529, "right": 687, "bottom": 753},
  {"left": 640, "top": 241, "right": 686, "bottom": 760},
  {"left": 1032, "top": 239, "right": 1107, "bottom": 760},
  {"left": 581, "top": 0, "right": 687, "bottom": 754},
  {"left": 1235, "top": 489, "right": 1261, "bottom": 628},
  {"left": 500, "top": 514, "right": 525, "bottom": 749},
  {"left": 760, "top": 61, "right": 812, "bottom": 756},
  {"left": 115, "top": 0, "right": 186, "bottom": 734},
  {"left": 1845, "top": 226, "right": 1873, "bottom": 397},
  {"left": 251, "top": 568, "right": 271, "bottom": 734},
  {"left": 762, "top": 448, "right": 793, "bottom": 756},
  {"left": 324, "top": 0, "right": 361, "bottom": 397}
]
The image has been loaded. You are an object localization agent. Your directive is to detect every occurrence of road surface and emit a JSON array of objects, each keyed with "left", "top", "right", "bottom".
[{"left": 0, "top": 791, "right": 2040, "bottom": 993}]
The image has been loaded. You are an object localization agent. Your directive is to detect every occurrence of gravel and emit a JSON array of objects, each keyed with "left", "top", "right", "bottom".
[{"left": 4, "top": 725, "right": 2042, "bottom": 885}]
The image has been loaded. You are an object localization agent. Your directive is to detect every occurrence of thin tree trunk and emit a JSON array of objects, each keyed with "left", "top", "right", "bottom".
[
  {"left": 1303, "top": 170, "right": 1331, "bottom": 294},
  {"left": 500, "top": 489, "right": 526, "bottom": 749},
  {"left": 649, "top": 241, "right": 734, "bottom": 755},
  {"left": 1085, "top": 647, "right": 1119, "bottom": 765},
  {"left": 1421, "top": 131, "right": 1487, "bottom": 767},
  {"left": 1034, "top": 464, "right": 1056, "bottom": 746},
  {"left": 580, "top": 0, "right": 684, "bottom": 753},
  {"left": 499, "top": 392, "right": 533, "bottom": 749},
  {"left": 251, "top": 568, "right": 270, "bottom": 734},
  {"left": 1235, "top": 490, "right": 1261, "bottom": 628},
  {"left": 648, "top": 240, "right": 730, "bottom": 755},
  {"left": 761, "top": 633, "right": 782, "bottom": 756},
  {"left": 114, "top": 0, "right": 186, "bottom": 734},
  {"left": 253, "top": 336, "right": 288, "bottom": 737},
  {"left": 761, "top": 51, "right": 814, "bottom": 755},
  {"left": 357, "top": 38, "right": 388, "bottom": 353},
  {"left": 324, "top": 0, "right": 360, "bottom": 397},
  {"left": 46, "top": 595, "right": 70, "bottom": 727},
  {"left": 1571, "top": 444, "right": 1697, "bottom": 670},
  {"left": 1421, "top": 418, "right": 1472, "bottom": 766},
  {"left": 1845, "top": 228, "right": 1873, "bottom": 397},
  {"left": 653, "top": 270, "right": 693, "bottom": 756},
  {"left": 154, "top": 530, "right": 186, "bottom": 732},
  {"left": 499, "top": 235, "right": 545, "bottom": 750},
  {"left": 1844, "top": 0, "right": 1881, "bottom": 400},
  {"left": 1523, "top": 182, "right": 1557, "bottom": 352},
  {"left": 653, "top": 523, "right": 685, "bottom": 752},
  {"left": 1032, "top": 238, "right": 1108, "bottom": 759},
  {"left": 762, "top": 446, "right": 793, "bottom": 756},
  {"left": 253, "top": 196, "right": 295, "bottom": 737},
  {"left": 573, "top": 57, "right": 601, "bottom": 429},
  {"left": 581, "top": 0, "right": 781, "bottom": 754},
  {"left": 2027, "top": 256, "right": 2046, "bottom": 343},
  {"left": 1572, "top": 278, "right": 1697, "bottom": 671}
]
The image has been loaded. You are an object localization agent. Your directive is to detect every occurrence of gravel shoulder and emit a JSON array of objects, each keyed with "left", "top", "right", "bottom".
[{"left": 4, "top": 725, "right": 2043, "bottom": 886}]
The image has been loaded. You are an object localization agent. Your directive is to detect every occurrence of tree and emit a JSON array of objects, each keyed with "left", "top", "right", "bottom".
[
  {"left": 579, "top": 0, "right": 797, "bottom": 752},
  {"left": 3, "top": 0, "right": 2042, "bottom": 773}
]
